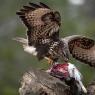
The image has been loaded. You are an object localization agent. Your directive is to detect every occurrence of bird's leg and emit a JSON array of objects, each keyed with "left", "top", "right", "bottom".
[
  {"left": 45, "top": 57, "right": 53, "bottom": 65},
  {"left": 47, "top": 60, "right": 54, "bottom": 72},
  {"left": 48, "top": 59, "right": 54, "bottom": 66},
  {"left": 45, "top": 57, "right": 55, "bottom": 72}
]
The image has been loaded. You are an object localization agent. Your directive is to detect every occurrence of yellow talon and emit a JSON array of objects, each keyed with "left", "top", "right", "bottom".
[
  {"left": 48, "top": 59, "right": 53, "bottom": 64},
  {"left": 45, "top": 57, "right": 53, "bottom": 64}
]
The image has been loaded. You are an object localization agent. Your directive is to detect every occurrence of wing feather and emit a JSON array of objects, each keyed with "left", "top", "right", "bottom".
[
  {"left": 13, "top": 37, "right": 28, "bottom": 45},
  {"left": 29, "top": 2, "right": 42, "bottom": 8},
  {"left": 39, "top": 2, "right": 51, "bottom": 9},
  {"left": 62, "top": 35, "right": 95, "bottom": 67},
  {"left": 16, "top": 2, "right": 50, "bottom": 29},
  {"left": 16, "top": 2, "right": 60, "bottom": 59}
]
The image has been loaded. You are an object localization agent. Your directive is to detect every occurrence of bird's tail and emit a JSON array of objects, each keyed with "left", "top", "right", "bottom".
[
  {"left": 13, "top": 37, "right": 37, "bottom": 56},
  {"left": 13, "top": 37, "right": 28, "bottom": 45}
]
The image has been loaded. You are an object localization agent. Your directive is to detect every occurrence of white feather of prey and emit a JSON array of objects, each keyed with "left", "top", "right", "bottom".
[
  {"left": 68, "top": 63, "right": 87, "bottom": 93},
  {"left": 13, "top": 37, "right": 37, "bottom": 56}
]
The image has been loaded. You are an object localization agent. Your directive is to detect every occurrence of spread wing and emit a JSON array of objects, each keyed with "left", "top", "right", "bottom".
[
  {"left": 16, "top": 2, "right": 60, "bottom": 46},
  {"left": 16, "top": 2, "right": 50, "bottom": 29},
  {"left": 62, "top": 35, "right": 95, "bottom": 67},
  {"left": 16, "top": 2, "right": 52, "bottom": 45}
]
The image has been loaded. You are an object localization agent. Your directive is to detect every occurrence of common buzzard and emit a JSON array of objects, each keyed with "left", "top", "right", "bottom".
[{"left": 15, "top": 2, "right": 95, "bottom": 67}]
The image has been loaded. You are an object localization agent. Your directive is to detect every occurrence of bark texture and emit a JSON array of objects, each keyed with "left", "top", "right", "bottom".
[
  {"left": 19, "top": 68, "right": 70, "bottom": 95},
  {"left": 87, "top": 80, "right": 95, "bottom": 95},
  {"left": 19, "top": 68, "right": 95, "bottom": 95}
]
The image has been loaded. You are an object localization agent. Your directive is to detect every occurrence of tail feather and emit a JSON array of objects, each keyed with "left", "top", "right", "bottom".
[
  {"left": 13, "top": 37, "right": 37, "bottom": 56},
  {"left": 13, "top": 37, "right": 28, "bottom": 45}
]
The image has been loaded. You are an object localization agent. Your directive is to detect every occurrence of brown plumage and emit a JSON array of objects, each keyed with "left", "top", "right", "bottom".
[
  {"left": 67, "top": 36, "right": 95, "bottom": 67},
  {"left": 46, "top": 35, "right": 95, "bottom": 67},
  {"left": 15, "top": 2, "right": 95, "bottom": 68},
  {"left": 16, "top": 2, "right": 61, "bottom": 45},
  {"left": 16, "top": 2, "right": 61, "bottom": 64},
  {"left": 47, "top": 35, "right": 95, "bottom": 67}
]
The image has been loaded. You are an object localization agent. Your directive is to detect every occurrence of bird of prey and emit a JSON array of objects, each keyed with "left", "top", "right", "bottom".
[
  {"left": 14, "top": 35, "right": 95, "bottom": 67},
  {"left": 16, "top": 2, "right": 61, "bottom": 44},
  {"left": 16, "top": 2, "right": 61, "bottom": 64},
  {"left": 15, "top": 2, "right": 95, "bottom": 67}
]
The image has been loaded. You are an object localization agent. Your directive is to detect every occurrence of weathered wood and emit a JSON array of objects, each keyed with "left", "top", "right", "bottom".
[
  {"left": 19, "top": 68, "right": 95, "bottom": 95},
  {"left": 87, "top": 80, "right": 95, "bottom": 95},
  {"left": 19, "top": 68, "right": 70, "bottom": 95}
]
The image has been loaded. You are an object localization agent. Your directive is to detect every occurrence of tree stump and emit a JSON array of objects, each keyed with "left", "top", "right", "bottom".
[
  {"left": 19, "top": 68, "right": 70, "bottom": 95},
  {"left": 19, "top": 68, "right": 95, "bottom": 95},
  {"left": 87, "top": 80, "right": 95, "bottom": 95}
]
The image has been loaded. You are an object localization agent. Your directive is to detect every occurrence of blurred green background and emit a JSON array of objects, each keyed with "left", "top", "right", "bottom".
[{"left": 0, "top": 0, "right": 95, "bottom": 95}]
